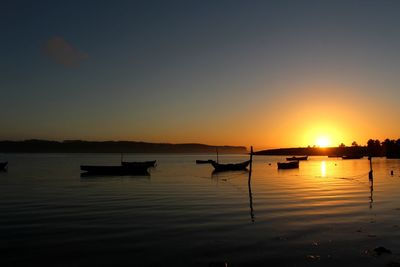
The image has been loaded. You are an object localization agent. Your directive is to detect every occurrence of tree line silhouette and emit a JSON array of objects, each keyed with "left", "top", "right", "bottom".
[
  {"left": 255, "top": 138, "right": 400, "bottom": 158},
  {"left": 366, "top": 138, "right": 400, "bottom": 158}
]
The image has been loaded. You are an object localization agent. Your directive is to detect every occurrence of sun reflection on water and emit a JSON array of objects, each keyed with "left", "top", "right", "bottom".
[{"left": 321, "top": 161, "right": 326, "bottom": 177}]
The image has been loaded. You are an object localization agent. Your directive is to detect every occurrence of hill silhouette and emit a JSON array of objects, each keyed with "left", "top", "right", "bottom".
[{"left": 0, "top": 140, "right": 247, "bottom": 154}]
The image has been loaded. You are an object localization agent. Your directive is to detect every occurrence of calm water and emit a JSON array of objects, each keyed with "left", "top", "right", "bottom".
[{"left": 1, "top": 154, "right": 400, "bottom": 266}]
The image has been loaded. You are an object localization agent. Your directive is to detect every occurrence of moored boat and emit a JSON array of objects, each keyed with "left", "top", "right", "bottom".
[
  {"left": 211, "top": 160, "right": 250, "bottom": 172},
  {"left": 196, "top": 159, "right": 215, "bottom": 164},
  {"left": 277, "top": 161, "right": 299, "bottom": 169},
  {"left": 0, "top": 162, "right": 7, "bottom": 171},
  {"left": 80, "top": 164, "right": 150, "bottom": 175},
  {"left": 121, "top": 160, "right": 156, "bottom": 167},
  {"left": 342, "top": 155, "right": 363, "bottom": 160},
  {"left": 286, "top": 156, "right": 308, "bottom": 161}
]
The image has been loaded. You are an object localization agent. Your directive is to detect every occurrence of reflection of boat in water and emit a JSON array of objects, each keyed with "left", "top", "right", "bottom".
[
  {"left": 277, "top": 161, "right": 299, "bottom": 169},
  {"left": 80, "top": 164, "right": 150, "bottom": 175},
  {"left": 211, "top": 160, "right": 250, "bottom": 172},
  {"left": 212, "top": 169, "right": 248, "bottom": 176},
  {"left": 342, "top": 155, "right": 364, "bottom": 160},
  {"left": 286, "top": 156, "right": 308, "bottom": 161},
  {"left": 196, "top": 159, "right": 215, "bottom": 164},
  {"left": 0, "top": 162, "right": 7, "bottom": 171},
  {"left": 121, "top": 160, "right": 156, "bottom": 167}
]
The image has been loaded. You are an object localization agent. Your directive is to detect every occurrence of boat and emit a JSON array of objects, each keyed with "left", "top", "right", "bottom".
[
  {"left": 277, "top": 161, "right": 299, "bottom": 169},
  {"left": 342, "top": 155, "right": 364, "bottom": 160},
  {"left": 286, "top": 156, "right": 308, "bottom": 161},
  {"left": 121, "top": 160, "right": 156, "bottom": 167},
  {"left": 211, "top": 160, "right": 251, "bottom": 172},
  {"left": 196, "top": 159, "right": 215, "bottom": 164},
  {"left": 80, "top": 164, "right": 150, "bottom": 175},
  {"left": 0, "top": 162, "right": 7, "bottom": 171}
]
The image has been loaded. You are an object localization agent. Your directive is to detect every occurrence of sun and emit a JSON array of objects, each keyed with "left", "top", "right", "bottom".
[{"left": 316, "top": 136, "right": 330, "bottom": 148}]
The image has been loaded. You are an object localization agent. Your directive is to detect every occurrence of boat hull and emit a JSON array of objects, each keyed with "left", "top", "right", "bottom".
[
  {"left": 277, "top": 161, "right": 299, "bottom": 169},
  {"left": 342, "top": 156, "right": 363, "bottom": 160},
  {"left": 211, "top": 160, "right": 250, "bottom": 172},
  {"left": 286, "top": 156, "right": 308, "bottom": 161}
]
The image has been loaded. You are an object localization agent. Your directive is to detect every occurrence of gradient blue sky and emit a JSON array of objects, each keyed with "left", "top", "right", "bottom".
[{"left": 1, "top": 0, "right": 400, "bottom": 148}]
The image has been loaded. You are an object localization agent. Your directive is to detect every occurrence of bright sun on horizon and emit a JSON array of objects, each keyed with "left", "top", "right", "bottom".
[{"left": 316, "top": 136, "right": 331, "bottom": 148}]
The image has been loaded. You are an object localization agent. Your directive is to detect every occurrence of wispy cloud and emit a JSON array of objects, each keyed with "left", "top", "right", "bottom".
[{"left": 43, "top": 37, "right": 88, "bottom": 67}]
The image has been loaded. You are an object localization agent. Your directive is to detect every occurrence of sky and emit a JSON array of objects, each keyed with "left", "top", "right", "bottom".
[{"left": 1, "top": 0, "right": 400, "bottom": 149}]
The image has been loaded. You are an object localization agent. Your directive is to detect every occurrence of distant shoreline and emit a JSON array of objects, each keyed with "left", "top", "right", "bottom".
[
  {"left": 255, "top": 139, "right": 400, "bottom": 158},
  {"left": 2, "top": 140, "right": 399, "bottom": 158},
  {"left": 254, "top": 146, "right": 366, "bottom": 156},
  {"left": 0, "top": 140, "right": 247, "bottom": 154},
  {"left": 254, "top": 146, "right": 400, "bottom": 158}
]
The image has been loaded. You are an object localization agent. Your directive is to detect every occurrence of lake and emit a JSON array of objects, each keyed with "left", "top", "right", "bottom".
[{"left": 1, "top": 154, "right": 400, "bottom": 266}]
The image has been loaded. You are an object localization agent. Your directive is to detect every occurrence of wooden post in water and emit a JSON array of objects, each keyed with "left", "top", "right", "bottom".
[
  {"left": 248, "top": 146, "right": 254, "bottom": 222},
  {"left": 368, "top": 156, "right": 373, "bottom": 180},
  {"left": 368, "top": 156, "right": 374, "bottom": 208},
  {"left": 249, "top": 146, "right": 253, "bottom": 173},
  {"left": 216, "top": 147, "right": 219, "bottom": 163},
  {"left": 368, "top": 156, "right": 374, "bottom": 209}
]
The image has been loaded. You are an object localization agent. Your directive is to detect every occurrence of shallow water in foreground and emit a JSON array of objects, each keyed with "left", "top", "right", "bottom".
[{"left": 1, "top": 154, "right": 400, "bottom": 266}]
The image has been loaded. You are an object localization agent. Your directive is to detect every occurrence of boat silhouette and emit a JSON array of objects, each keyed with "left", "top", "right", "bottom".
[
  {"left": 277, "top": 161, "right": 299, "bottom": 169},
  {"left": 342, "top": 155, "right": 363, "bottom": 160},
  {"left": 286, "top": 156, "right": 308, "bottom": 161},
  {"left": 211, "top": 160, "right": 251, "bottom": 172}
]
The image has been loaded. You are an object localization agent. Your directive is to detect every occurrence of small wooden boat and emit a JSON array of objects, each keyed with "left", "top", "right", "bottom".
[
  {"left": 121, "top": 160, "right": 156, "bottom": 167},
  {"left": 80, "top": 164, "right": 150, "bottom": 175},
  {"left": 277, "top": 161, "right": 299, "bottom": 169},
  {"left": 342, "top": 155, "right": 363, "bottom": 160},
  {"left": 211, "top": 160, "right": 250, "bottom": 172},
  {"left": 286, "top": 156, "right": 308, "bottom": 161},
  {"left": 0, "top": 162, "right": 7, "bottom": 171},
  {"left": 196, "top": 159, "right": 215, "bottom": 164}
]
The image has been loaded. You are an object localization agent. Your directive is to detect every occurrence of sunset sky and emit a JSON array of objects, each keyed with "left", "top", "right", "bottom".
[{"left": 1, "top": 0, "right": 400, "bottom": 149}]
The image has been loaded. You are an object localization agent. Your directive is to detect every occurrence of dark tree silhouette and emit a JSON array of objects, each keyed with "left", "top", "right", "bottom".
[{"left": 367, "top": 139, "right": 382, "bottom": 156}]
